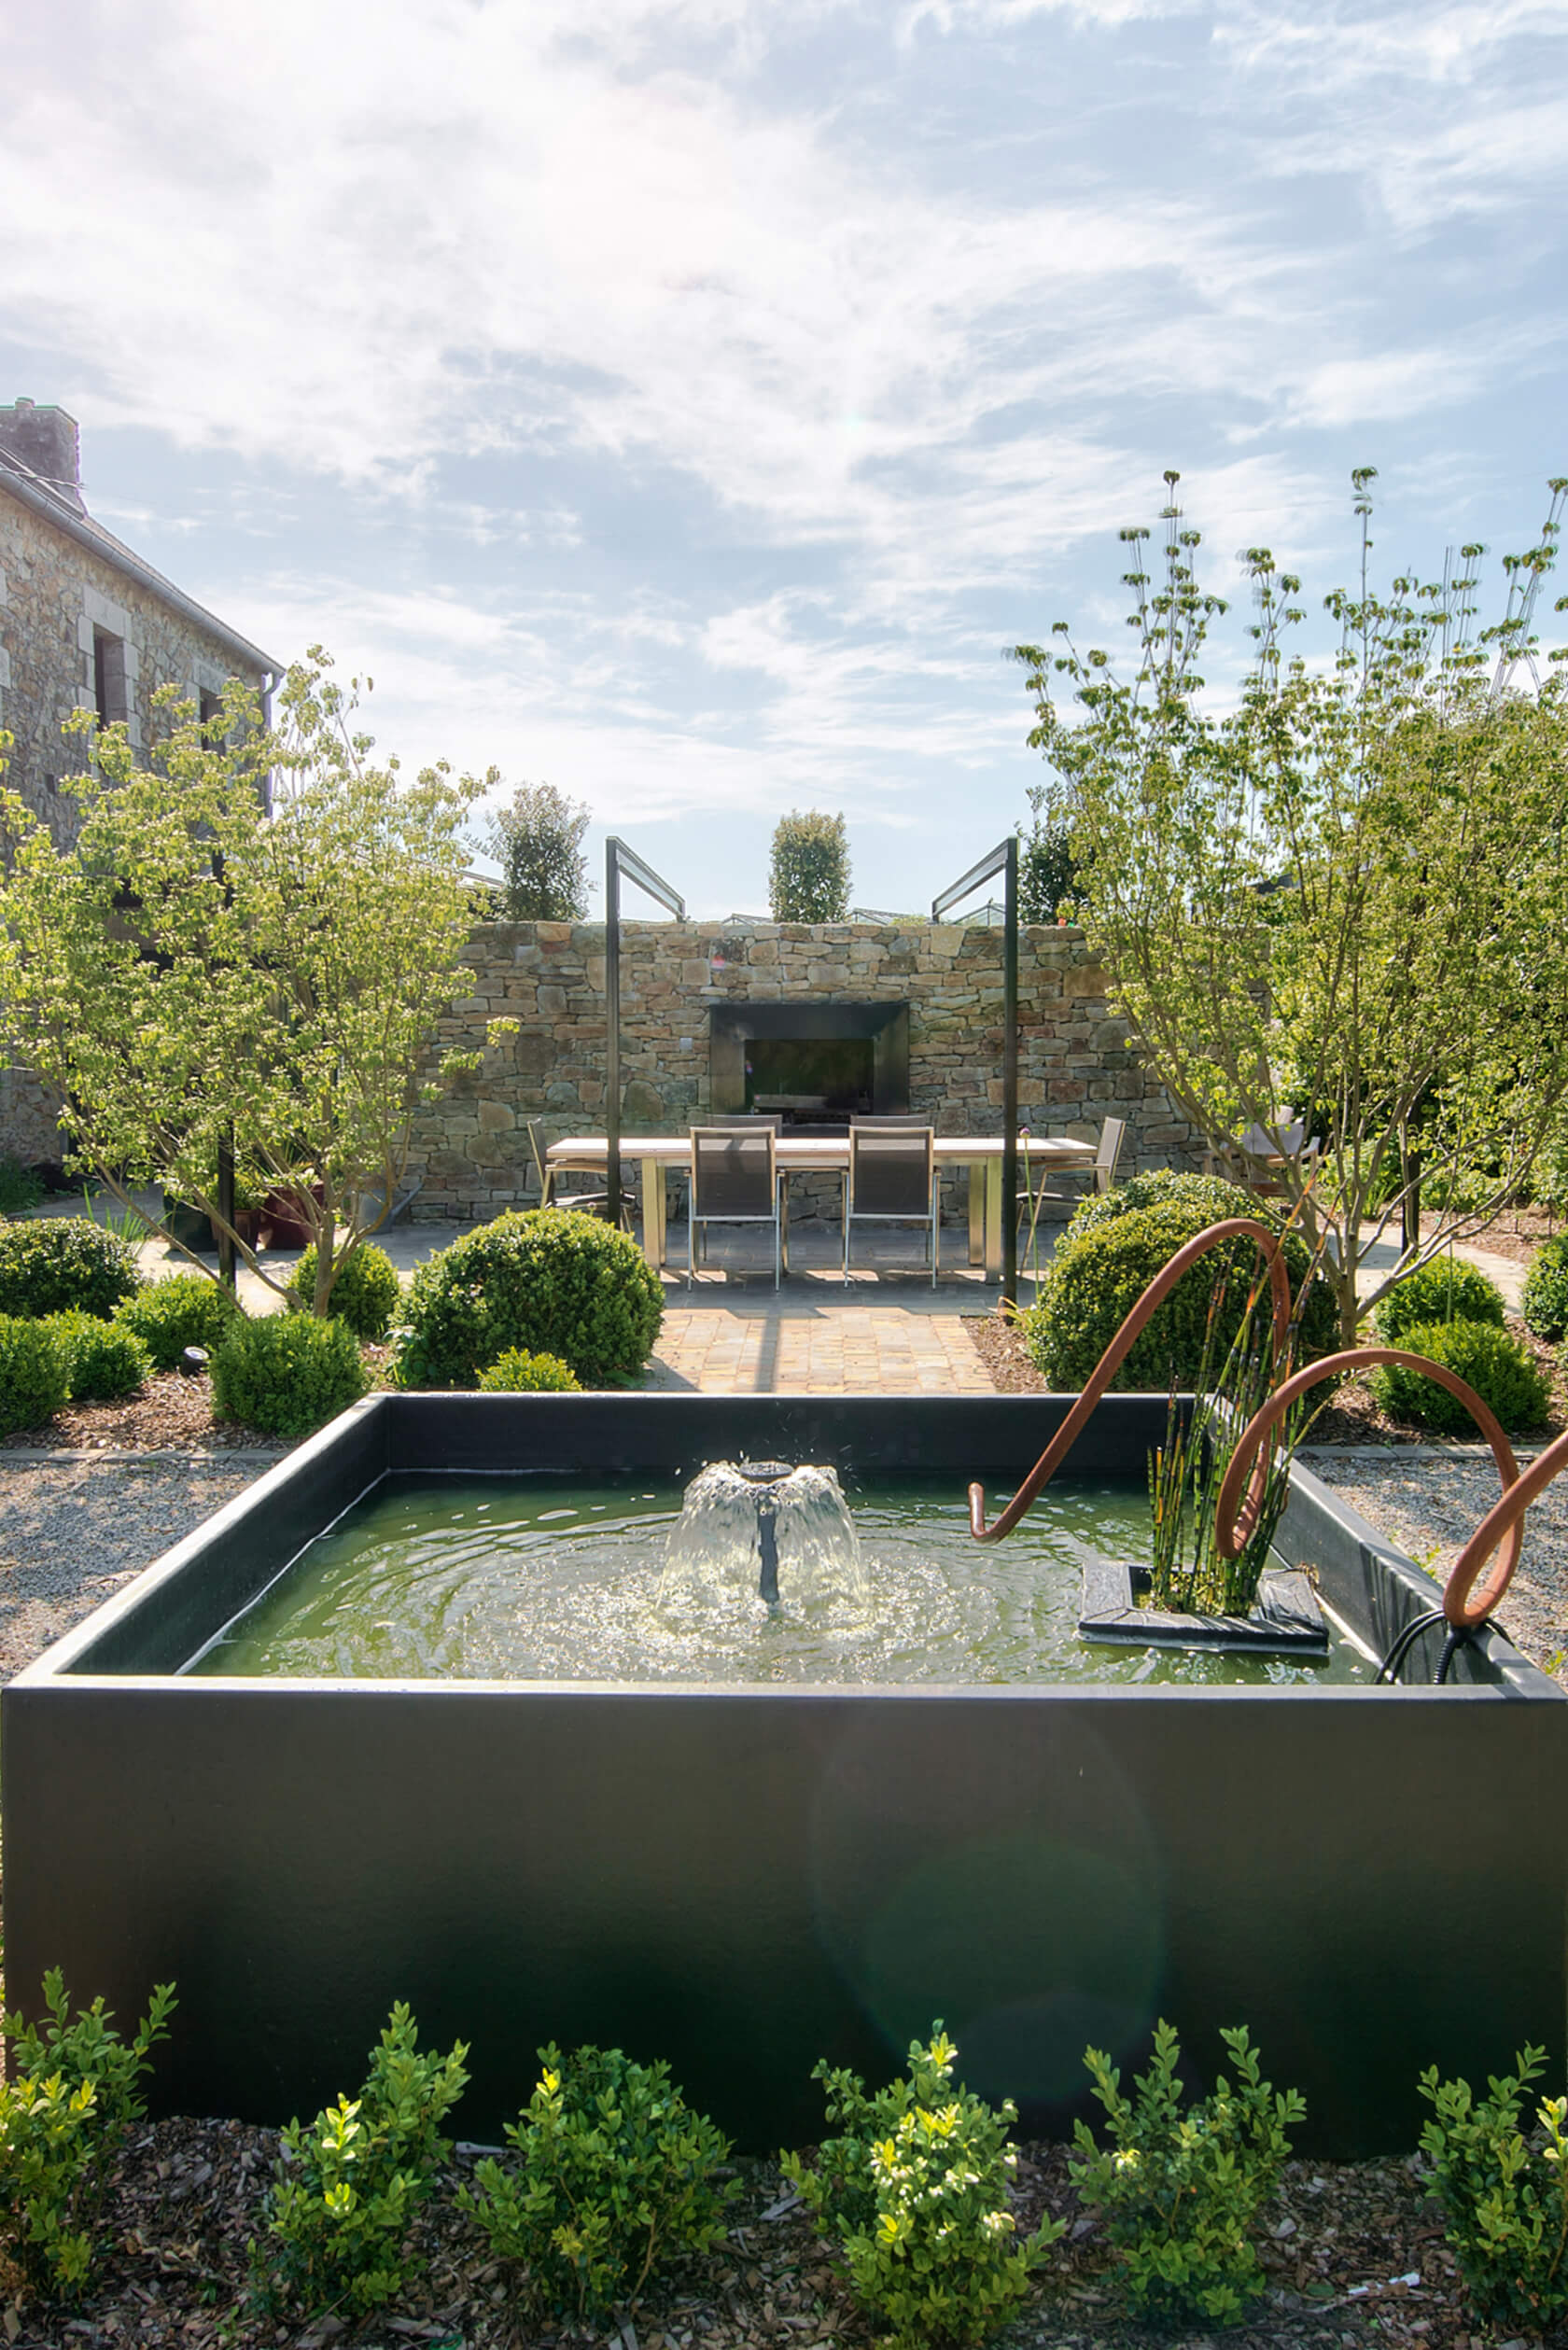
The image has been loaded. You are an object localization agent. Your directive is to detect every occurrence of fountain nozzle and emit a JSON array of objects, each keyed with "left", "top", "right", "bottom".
[{"left": 736, "top": 1462, "right": 791, "bottom": 1604}]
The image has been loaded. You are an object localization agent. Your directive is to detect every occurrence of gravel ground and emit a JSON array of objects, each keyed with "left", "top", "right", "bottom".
[
  {"left": 1305, "top": 1446, "right": 1568, "bottom": 1686},
  {"left": 0, "top": 1457, "right": 264, "bottom": 1681}
]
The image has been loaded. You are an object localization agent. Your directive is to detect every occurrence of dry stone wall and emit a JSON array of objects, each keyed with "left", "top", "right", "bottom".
[{"left": 405, "top": 918, "right": 1201, "bottom": 1223}]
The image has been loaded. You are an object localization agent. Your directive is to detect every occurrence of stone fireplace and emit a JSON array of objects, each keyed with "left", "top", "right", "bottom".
[{"left": 709, "top": 1001, "right": 909, "bottom": 1126}]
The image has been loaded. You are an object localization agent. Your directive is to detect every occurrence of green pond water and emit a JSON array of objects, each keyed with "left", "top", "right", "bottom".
[{"left": 186, "top": 1471, "right": 1374, "bottom": 1686}]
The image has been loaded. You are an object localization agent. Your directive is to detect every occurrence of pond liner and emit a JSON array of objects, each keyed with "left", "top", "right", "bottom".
[
  {"left": 1078, "top": 1559, "right": 1329, "bottom": 1654},
  {"left": 4, "top": 1390, "right": 1565, "bottom": 2164}
]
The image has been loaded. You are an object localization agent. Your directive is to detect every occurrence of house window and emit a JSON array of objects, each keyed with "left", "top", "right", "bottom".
[
  {"left": 199, "top": 687, "right": 223, "bottom": 733},
  {"left": 93, "top": 628, "right": 128, "bottom": 728}
]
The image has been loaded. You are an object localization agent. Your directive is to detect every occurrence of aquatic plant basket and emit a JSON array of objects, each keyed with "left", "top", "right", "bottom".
[{"left": 5, "top": 1392, "right": 1563, "bottom": 2160}]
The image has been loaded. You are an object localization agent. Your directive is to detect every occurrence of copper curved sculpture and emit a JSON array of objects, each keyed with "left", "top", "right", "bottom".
[
  {"left": 968, "top": 1217, "right": 1295, "bottom": 1544},
  {"left": 1211, "top": 1350, "right": 1523, "bottom": 1628},
  {"left": 970, "top": 1212, "right": 1544, "bottom": 1642}
]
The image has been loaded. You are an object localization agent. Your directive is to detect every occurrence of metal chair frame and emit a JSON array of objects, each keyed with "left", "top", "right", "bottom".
[
  {"left": 688, "top": 1126, "right": 783, "bottom": 1288},
  {"left": 525, "top": 1121, "right": 633, "bottom": 1227},
  {"left": 1020, "top": 1116, "right": 1127, "bottom": 1276},
  {"left": 843, "top": 1121, "right": 939, "bottom": 1287}
]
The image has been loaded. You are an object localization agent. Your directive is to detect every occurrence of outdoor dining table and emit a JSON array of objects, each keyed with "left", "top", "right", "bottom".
[{"left": 545, "top": 1131, "right": 1099, "bottom": 1274}]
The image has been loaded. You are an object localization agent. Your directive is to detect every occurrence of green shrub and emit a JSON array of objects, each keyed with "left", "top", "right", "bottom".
[
  {"left": 115, "top": 1271, "right": 245, "bottom": 1371},
  {"left": 288, "top": 1241, "right": 402, "bottom": 1340},
  {"left": 212, "top": 1312, "right": 369, "bottom": 1436},
  {"left": 783, "top": 2026, "right": 1062, "bottom": 2350},
  {"left": 394, "top": 1210, "right": 663, "bottom": 1391},
  {"left": 1522, "top": 1235, "right": 1568, "bottom": 1343},
  {"left": 1070, "top": 2020, "right": 1303, "bottom": 2327},
  {"left": 1367, "top": 1318, "right": 1551, "bottom": 1434},
  {"left": 0, "top": 1970, "right": 175, "bottom": 2298},
  {"left": 1021, "top": 1173, "right": 1336, "bottom": 1391},
  {"left": 0, "top": 1217, "right": 142, "bottom": 1321},
  {"left": 0, "top": 1155, "right": 44, "bottom": 1214},
  {"left": 477, "top": 1346, "right": 582, "bottom": 1392},
  {"left": 251, "top": 2003, "right": 469, "bottom": 2319},
  {"left": 46, "top": 1310, "right": 149, "bottom": 1402},
  {"left": 460, "top": 2044, "right": 739, "bottom": 2323},
  {"left": 1419, "top": 2044, "right": 1568, "bottom": 2328},
  {"left": 0, "top": 1315, "right": 71, "bottom": 1434},
  {"left": 1374, "top": 1255, "right": 1507, "bottom": 1343}
]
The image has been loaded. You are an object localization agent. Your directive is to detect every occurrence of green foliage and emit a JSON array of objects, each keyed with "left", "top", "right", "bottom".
[
  {"left": 1147, "top": 1282, "right": 1299, "bottom": 1616},
  {"left": 0, "top": 653, "right": 515, "bottom": 1315},
  {"left": 251, "top": 2003, "right": 469, "bottom": 2320},
  {"left": 1013, "top": 472, "right": 1568, "bottom": 1348},
  {"left": 0, "top": 1216, "right": 143, "bottom": 1321},
  {"left": 1070, "top": 2020, "right": 1303, "bottom": 2327},
  {"left": 289, "top": 1240, "right": 401, "bottom": 1339},
  {"left": 212, "top": 1311, "right": 369, "bottom": 1436},
  {"left": 769, "top": 809, "right": 850, "bottom": 922},
  {"left": 1020, "top": 1173, "right": 1335, "bottom": 1391},
  {"left": 459, "top": 2043, "right": 738, "bottom": 2322},
  {"left": 477, "top": 1346, "right": 582, "bottom": 1392},
  {"left": 1419, "top": 2044, "right": 1568, "bottom": 2327},
  {"left": 46, "top": 1309, "right": 149, "bottom": 1402},
  {"left": 783, "top": 2026, "right": 1062, "bottom": 2349},
  {"left": 1374, "top": 1254, "right": 1507, "bottom": 1342},
  {"left": 114, "top": 1271, "right": 245, "bottom": 1370},
  {"left": 485, "top": 779, "right": 591, "bottom": 920},
  {"left": 0, "top": 1969, "right": 176, "bottom": 2299},
  {"left": 0, "top": 1154, "right": 44, "bottom": 1213},
  {"left": 1367, "top": 1318, "right": 1551, "bottom": 1434},
  {"left": 1522, "top": 1235, "right": 1568, "bottom": 1342},
  {"left": 0, "top": 1313, "right": 71, "bottom": 1434},
  {"left": 1019, "top": 801, "right": 1080, "bottom": 923},
  {"left": 394, "top": 1209, "right": 663, "bottom": 1391}
]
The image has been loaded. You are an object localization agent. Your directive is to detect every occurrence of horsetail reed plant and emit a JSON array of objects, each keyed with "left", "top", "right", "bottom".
[{"left": 1146, "top": 1263, "right": 1309, "bottom": 1617}]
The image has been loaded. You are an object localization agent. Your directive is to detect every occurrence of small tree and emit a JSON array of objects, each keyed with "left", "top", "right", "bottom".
[
  {"left": 485, "top": 781, "right": 590, "bottom": 919},
  {"left": 1013, "top": 469, "right": 1568, "bottom": 1344},
  {"left": 769, "top": 809, "right": 850, "bottom": 921},
  {"left": 0, "top": 653, "right": 516, "bottom": 1316},
  {"left": 1019, "top": 797, "right": 1080, "bottom": 922}
]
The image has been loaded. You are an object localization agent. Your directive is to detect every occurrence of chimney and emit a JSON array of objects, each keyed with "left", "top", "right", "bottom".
[{"left": 0, "top": 399, "right": 84, "bottom": 512}]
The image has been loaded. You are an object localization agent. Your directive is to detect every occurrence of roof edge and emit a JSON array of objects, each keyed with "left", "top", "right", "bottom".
[{"left": 0, "top": 458, "right": 284, "bottom": 678}]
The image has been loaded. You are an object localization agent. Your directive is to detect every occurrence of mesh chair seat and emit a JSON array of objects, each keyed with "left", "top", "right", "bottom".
[
  {"left": 845, "top": 1122, "right": 938, "bottom": 1285},
  {"left": 689, "top": 1126, "right": 782, "bottom": 1287}
]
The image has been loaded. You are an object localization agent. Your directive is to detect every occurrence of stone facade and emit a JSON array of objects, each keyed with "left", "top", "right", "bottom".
[
  {"left": 0, "top": 400, "right": 274, "bottom": 847},
  {"left": 404, "top": 918, "right": 1201, "bottom": 1223}
]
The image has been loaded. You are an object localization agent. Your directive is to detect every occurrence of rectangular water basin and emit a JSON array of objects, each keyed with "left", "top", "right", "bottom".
[{"left": 5, "top": 1391, "right": 1563, "bottom": 2160}]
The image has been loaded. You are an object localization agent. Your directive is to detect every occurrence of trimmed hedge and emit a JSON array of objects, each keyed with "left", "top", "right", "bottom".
[
  {"left": 212, "top": 1313, "right": 369, "bottom": 1438},
  {"left": 0, "top": 1218, "right": 143, "bottom": 1321},
  {"left": 1368, "top": 1319, "right": 1551, "bottom": 1435},
  {"left": 1375, "top": 1257, "right": 1507, "bottom": 1345},
  {"left": 1522, "top": 1235, "right": 1568, "bottom": 1344},
  {"left": 115, "top": 1273, "right": 246, "bottom": 1371},
  {"left": 1021, "top": 1172, "right": 1337, "bottom": 1392},
  {"left": 46, "top": 1310, "right": 150, "bottom": 1402},
  {"left": 0, "top": 1315, "right": 71, "bottom": 1434},
  {"left": 287, "top": 1242, "right": 401, "bottom": 1340},
  {"left": 477, "top": 1348, "right": 582, "bottom": 1392},
  {"left": 394, "top": 1210, "right": 663, "bottom": 1392}
]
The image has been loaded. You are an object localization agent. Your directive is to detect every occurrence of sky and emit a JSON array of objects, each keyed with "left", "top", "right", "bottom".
[{"left": 2, "top": 0, "right": 1565, "bottom": 917}]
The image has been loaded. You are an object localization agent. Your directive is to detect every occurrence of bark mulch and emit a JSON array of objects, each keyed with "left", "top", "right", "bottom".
[{"left": 0, "top": 2119, "right": 1536, "bottom": 2350}]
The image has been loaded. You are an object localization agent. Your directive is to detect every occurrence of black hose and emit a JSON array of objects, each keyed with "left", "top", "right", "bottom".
[{"left": 1375, "top": 1610, "right": 1488, "bottom": 1686}]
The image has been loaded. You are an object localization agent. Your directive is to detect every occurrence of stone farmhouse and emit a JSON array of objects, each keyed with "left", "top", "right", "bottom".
[
  {"left": 0, "top": 399, "right": 277, "bottom": 846},
  {"left": 0, "top": 399, "right": 280, "bottom": 1160}
]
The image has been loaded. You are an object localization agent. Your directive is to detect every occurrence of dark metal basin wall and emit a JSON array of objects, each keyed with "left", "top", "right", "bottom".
[{"left": 5, "top": 1394, "right": 1563, "bottom": 2162}]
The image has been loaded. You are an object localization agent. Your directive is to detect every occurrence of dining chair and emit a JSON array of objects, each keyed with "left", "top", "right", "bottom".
[
  {"left": 1202, "top": 1119, "right": 1319, "bottom": 1197},
  {"left": 1022, "top": 1115, "right": 1127, "bottom": 1221},
  {"left": 844, "top": 1121, "right": 938, "bottom": 1286},
  {"left": 688, "top": 1126, "right": 783, "bottom": 1287},
  {"left": 525, "top": 1120, "right": 633, "bottom": 1227}
]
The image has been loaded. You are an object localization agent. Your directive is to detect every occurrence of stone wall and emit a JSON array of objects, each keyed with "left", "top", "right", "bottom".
[
  {"left": 405, "top": 918, "right": 1201, "bottom": 1223},
  {"left": 0, "top": 489, "right": 266, "bottom": 846}
]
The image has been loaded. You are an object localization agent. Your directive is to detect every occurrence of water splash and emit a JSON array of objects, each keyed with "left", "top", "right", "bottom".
[{"left": 657, "top": 1462, "right": 869, "bottom": 1630}]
